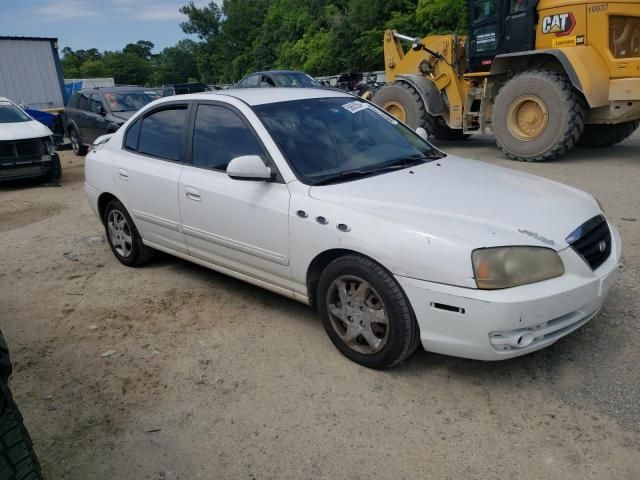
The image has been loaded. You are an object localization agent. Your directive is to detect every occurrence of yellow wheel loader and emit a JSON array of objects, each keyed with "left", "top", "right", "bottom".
[{"left": 373, "top": 0, "right": 640, "bottom": 161}]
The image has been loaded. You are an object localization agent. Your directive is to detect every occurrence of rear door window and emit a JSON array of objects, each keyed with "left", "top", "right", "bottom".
[
  {"left": 138, "top": 106, "right": 188, "bottom": 161},
  {"left": 245, "top": 75, "right": 260, "bottom": 88}
]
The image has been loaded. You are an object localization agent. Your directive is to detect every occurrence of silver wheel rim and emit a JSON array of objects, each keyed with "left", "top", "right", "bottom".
[
  {"left": 107, "top": 210, "right": 133, "bottom": 258},
  {"left": 326, "top": 275, "right": 390, "bottom": 354}
]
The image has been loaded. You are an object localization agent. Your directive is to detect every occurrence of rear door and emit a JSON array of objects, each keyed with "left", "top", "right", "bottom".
[{"left": 114, "top": 102, "right": 190, "bottom": 253}]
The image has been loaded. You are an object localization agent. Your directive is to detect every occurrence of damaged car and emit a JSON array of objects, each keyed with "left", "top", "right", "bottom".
[
  {"left": 84, "top": 89, "right": 621, "bottom": 369},
  {"left": 0, "top": 97, "right": 61, "bottom": 183}
]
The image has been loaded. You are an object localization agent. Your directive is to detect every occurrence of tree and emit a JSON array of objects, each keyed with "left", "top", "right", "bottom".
[{"left": 123, "top": 40, "right": 155, "bottom": 59}]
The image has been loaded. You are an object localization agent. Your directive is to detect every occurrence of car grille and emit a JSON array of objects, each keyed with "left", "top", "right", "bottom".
[
  {"left": 566, "top": 215, "right": 611, "bottom": 270},
  {"left": 0, "top": 138, "right": 45, "bottom": 161}
]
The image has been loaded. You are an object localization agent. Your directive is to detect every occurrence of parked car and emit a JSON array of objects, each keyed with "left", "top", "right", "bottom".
[
  {"left": 234, "top": 70, "right": 321, "bottom": 89},
  {"left": 162, "top": 83, "right": 210, "bottom": 96},
  {"left": 0, "top": 330, "right": 43, "bottom": 479},
  {"left": 0, "top": 97, "right": 61, "bottom": 183},
  {"left": 64, "top": 87, "right": 160, "bottom": 156},
  {"left": 84, "top": 89, "right": 620, "bottom": 369}
]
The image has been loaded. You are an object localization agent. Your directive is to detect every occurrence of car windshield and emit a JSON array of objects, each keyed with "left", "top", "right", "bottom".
[
  {"left": 0, "top": 101, "right": 31, "bottom": 123},
  {"left": 272, "top": 73, "right": 320, "bottom": 88},
  {"left": 253, "top": 97, "right": 445, "bottom": 185},
  {"left": 103, "top": 92, "right": 159, "bottom": 112}
]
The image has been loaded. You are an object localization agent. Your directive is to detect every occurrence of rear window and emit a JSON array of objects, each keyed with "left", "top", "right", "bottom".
[{"left": 138, "top": 106, "right": 188, "bottom": 161}]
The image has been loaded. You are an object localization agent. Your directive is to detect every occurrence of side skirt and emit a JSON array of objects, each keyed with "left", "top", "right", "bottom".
[{"left": 143, "top": 239, "right": 311, "bottom": 305}]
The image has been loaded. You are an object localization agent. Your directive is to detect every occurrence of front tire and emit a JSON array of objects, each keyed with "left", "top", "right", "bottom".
[
  {"left": 578, "top": 120, "right": 640, "bottom": 147},
  {"left": 317, "top": 255, "right": 420, "bottom": 369},
  {"left": 373, "top": 82, "right": 427, "bottom": 129},
  {"left": 492, "top": 70, "right": 586, "bottom": 161},
  {"left": 104, "top": 199, "right": 154, "bottom": 267}
]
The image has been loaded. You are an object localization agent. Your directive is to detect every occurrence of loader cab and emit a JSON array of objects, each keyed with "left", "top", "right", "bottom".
[{"left": 467, "top": 0, "right": 537, "bottom": 72}]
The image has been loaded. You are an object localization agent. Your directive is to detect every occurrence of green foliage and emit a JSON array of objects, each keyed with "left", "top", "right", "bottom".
[{"left": 60, "top": 0, "right": 467, "bottom": 85}]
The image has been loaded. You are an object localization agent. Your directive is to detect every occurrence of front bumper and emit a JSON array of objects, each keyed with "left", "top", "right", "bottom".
[
  {"left": 396, "top": 225, "right": 621, "bottom": 361},
  {"left": 0, "top": 155, "right": 55, "bottom": 182}
]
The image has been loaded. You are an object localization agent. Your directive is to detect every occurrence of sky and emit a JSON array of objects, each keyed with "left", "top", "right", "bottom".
[{"left": 0, "top": 0, "right": 214, "bottom": 53}]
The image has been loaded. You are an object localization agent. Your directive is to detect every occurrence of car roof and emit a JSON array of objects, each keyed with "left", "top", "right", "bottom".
[
  {"left": 77, "top": 86, "right": 155, "bottom": 94},
  {"left": 197, "top": 88, "right": 351, "bottom": 106},
  {"left": 249, "top": 70, "right": 309, "bottom": 76}
]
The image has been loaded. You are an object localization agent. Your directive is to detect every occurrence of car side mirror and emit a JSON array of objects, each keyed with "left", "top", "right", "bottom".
[
  {"left": 226, "top": 155, "right": 273, "bottom": 181},
  {"left": 98, "top": 105, "right": 106, "bottom": 116},
  {"left": 416, "top": 127, "right": 429, "bottom": 141}
]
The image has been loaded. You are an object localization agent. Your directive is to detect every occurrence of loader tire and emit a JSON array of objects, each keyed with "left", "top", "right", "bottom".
[
  {"left": 425, "top": 114, "right": 470, "bottom": 141},
  {"left": 578, "top": 120, "right": 640, "bottom": 147},
  {"left": 0, "top": 332, "right": 43, "bottom": 480},
  {"left": 492, "top": 70, "right": 586, "bottom": 162},
  {"left": 373, "top": 82, "right": 427, "bottom": 129}
]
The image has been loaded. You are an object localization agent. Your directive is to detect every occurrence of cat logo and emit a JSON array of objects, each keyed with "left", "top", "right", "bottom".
[{"left": 541, "top": 13, "right": 576, "bottom": 36}]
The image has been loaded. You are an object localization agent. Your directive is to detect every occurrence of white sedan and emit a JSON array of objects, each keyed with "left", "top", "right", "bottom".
[{"left": 84, "top": 88, "right": 621, "bottom": 369}]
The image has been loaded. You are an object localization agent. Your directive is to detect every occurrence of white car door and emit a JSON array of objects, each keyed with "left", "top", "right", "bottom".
[
  {"left": 178, "top": 102, "right": 292, "bottom": 290},
  {"left": 114, "top": 103, "right": 189, "bottom": 254}
]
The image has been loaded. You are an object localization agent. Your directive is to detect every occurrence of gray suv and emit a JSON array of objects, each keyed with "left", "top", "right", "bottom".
[{"left": 64, "top": 87, "right": 160, "bottom": 155}]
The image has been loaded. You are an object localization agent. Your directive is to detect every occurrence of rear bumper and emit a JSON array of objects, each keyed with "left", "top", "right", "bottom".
[{"left": 396, "top": 226, "right": 622, "bottom": 361}]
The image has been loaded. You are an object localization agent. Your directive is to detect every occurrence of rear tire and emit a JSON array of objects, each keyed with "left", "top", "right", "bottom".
[
  {"left": 373, "top": 82, "right": 427, "bottom": 129},
  {"left": 578, "top": 120, "right": 640, "bottom": 147},
  {"left": 317, "top": 255, "right": 420, "bottom": 369},
  {"left": 426, "top": 114, "right": 470, "bottom": 141},
  {"left": 69, "top": 127, "right": 88, "bottom": 156},
  {"left": 104, "top": 199, "right": 154, "bottom": 267},
  {"left": 492, "top": 70, "right": 586, "bottom": 161}
]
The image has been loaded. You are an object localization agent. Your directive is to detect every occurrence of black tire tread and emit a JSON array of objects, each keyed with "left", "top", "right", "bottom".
[
  {"left": 493, "top": 70, "right": 586, "bottom": 162},
  {"left": 425, "top": 114, "right": 470, "bottom": 141},
  {"left": 373, "top": 82, "right": 428, "bottom": 129},
  {"left": 0, "top": 332, "right": 43, "bottom": 480},
  {"left": 578, "top": 120, "right": 640, "bottom": 147},
  {"left": 318, "top": 255, "right": 419, "bottom": 369}
]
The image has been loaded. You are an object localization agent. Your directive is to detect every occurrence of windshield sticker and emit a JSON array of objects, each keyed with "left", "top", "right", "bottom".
[
  {"left": 367, "top": 105, "right": 398, "bottom": 125},
  {"left": 342, "top": 101, "right": 368, "bottom": 114}
]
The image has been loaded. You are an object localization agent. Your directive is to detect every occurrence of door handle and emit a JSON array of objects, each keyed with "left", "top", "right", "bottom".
[
  {"left": 117, "top": 168, "right": 129, "bottom": 180},
  {"left": 184, "top": 186, "right": 201, "bottom": 201}
]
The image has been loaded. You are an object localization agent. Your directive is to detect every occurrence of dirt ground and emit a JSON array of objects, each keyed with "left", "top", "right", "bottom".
[{"left": 1, "top": 132, "right": 639, "bottom": 479}]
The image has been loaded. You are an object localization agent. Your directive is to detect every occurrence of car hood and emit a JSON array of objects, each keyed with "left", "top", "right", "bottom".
[
  {"left": 308, "top": 155, "right": 600, "bottom": 250},
  {"left": 110, "top": 111, "right": 136, "bottom": 122},
  {"left": 0, "top": 119, "right": 52, "bottom": 141}
]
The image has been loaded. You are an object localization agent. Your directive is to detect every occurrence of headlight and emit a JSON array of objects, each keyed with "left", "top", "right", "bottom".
[
  {"left": 44, "top": 138, "right": 56, "bottom": 155},
  {"left": 472, "top": 247, "right": 564, "bottom": 289}
]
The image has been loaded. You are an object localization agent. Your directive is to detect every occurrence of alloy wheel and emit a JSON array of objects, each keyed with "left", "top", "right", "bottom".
[
  {"left": 325, "top": 275, "right": 390, "bottom": 354},
  {"left": 107, "top": 210, "right": 133, "bottom": 258}
]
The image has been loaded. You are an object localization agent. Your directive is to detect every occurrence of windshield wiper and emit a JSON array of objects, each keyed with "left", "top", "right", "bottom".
[
  {"left": 312, "top": 155, "right": 435, "bottom": 186},
  {"left": 312, "top": 169, "right": 381, "bottom": 186}
]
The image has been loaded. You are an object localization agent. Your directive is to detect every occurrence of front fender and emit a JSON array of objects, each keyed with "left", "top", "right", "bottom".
[{"left": 490, "top": 47, "right": 610, "bottom": 108}]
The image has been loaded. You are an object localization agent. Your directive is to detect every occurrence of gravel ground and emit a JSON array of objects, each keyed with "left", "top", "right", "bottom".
[{"left": 0, "top": 131, "right": 639, "bottom": 479}]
